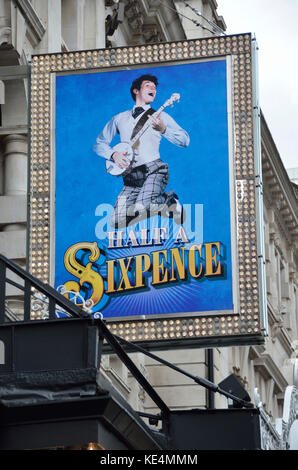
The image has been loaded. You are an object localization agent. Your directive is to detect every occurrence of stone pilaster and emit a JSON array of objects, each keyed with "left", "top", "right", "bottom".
[
  {"left": 0, "top": 134, "right": 27, "bottom": 270},
  {"left": 3, "top": 134, "right": 27, "bottom": 196},
  {"left": 0, "top": 0, "right": 11, "bottom": 47}
]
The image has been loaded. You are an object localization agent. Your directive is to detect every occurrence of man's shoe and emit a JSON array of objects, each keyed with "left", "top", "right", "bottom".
[{"left": 165, "top": 192, "right": 185, "bottom": 224}]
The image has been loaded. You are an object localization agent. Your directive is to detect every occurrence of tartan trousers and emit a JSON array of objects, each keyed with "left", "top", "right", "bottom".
[{"left": 111, "top": 159, "right": 170, "bottom": 228}]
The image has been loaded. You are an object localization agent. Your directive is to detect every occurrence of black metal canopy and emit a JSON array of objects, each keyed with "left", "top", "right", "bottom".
[{"left": 0, "top": 254, "right": 261, "bottom": 450}]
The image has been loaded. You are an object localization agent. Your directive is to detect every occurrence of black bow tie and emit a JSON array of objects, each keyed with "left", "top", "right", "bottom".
[{"left": 132, "top": 107, "right": 144, "bottom": 119}]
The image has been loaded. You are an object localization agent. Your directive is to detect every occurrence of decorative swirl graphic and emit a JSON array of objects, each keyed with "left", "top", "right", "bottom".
[{"left": 62, "top": 241, "right": 105, "bottom": 310}]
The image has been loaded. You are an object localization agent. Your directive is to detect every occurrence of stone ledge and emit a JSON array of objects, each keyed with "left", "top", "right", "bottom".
[
  {"left": 254, "top": 354, "right": 288, "bottom": 393},
  {"left": 147, "top": 362, "right": 207, "bottom": 387},
  {"left": 15, "top": 0, "right": 46, "bottom": 43},
  {"left": 0, "top": 125, "right": 27, "bottom": 135},
  {"left": 0, "top": 195, "right": 27, "bottom": 224},
  {"left": 144, "top": 384, "right": 206, "bottom": 409},
  {"left": 0, "top": 229, "right": 26, "bottom": 259}
]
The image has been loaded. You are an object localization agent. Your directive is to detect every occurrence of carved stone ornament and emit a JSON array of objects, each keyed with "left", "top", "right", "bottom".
[
  {"left": 0, "top": 27, "right": 12, "bottom": 47},
  {"left": 254, "top": 387, "right": 282, "bottom": 450},
  {"left": 271, "top": 319, "right": 283, "bottom": 343},
  {"left": 291, "top": 341, "right": 298, "bottom": 359},
  {"left": 269, "top": 231, "right": 281, "bottom": 249},
  {"left": 294, "top": 359, "right": 298, "bottom": 387},
  {"left": 255, "top": 384, "right": 298, "bottom": 450},
  {"left": 281, "top": 385, "right": 298, "bottom": 449}
]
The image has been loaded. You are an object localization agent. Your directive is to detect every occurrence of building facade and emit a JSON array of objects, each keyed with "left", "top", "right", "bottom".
[{"left": 0, "top": 0, "right": 297, "bottom": 449}]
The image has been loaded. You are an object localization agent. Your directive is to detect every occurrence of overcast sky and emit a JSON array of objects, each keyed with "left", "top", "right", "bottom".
[{"left": 217, "top": 0, "right": 298, "bottom": 170}]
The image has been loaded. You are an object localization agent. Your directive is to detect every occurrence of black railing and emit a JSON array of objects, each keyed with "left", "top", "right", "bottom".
[
  {"left": 0, "top": 253, "right": 170, "bottom": 431},
  {"left": 0, "top": 254, "right": 86, "bottom": 323},
  {"left": 0, "top": 253, "right": 254, "bottom": 431}
]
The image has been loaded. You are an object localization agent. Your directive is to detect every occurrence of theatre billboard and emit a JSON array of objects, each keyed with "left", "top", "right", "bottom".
[{"left": 29, "top": 34, "right": 267, "bottom": 348}]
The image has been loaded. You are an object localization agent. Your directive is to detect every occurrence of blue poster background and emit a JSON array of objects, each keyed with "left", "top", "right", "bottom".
[{"left": 55, "top": 59, "right": 234, "bottom": 318}]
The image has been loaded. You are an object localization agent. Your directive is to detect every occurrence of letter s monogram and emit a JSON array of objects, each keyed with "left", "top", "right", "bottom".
[{"left": 63, "top": 241, "right": 105, "bottom": 308}]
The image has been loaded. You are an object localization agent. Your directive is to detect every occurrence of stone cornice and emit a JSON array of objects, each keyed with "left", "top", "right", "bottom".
[
  {"left": 203, "top": 0, "right": 227, "bottom": 31},
  {"left": 273, "top": 326, "right": 295, "bottom": 359},
  {"left": 254, "top": 354, "right": 288, "bottom": 393},
  {"left": 267, "top": 299, "right": 280, "bottom": 325},
  {"left": 249, "top": 344, "right": 266, "bottom": 360},
  {"left": 14, "top": 0, "right": 46, "bottom": 43},
  {"left": 0, "top": 27, "right": 11, "bottom": 47},
  {"left": 0, "top": 125, "right": 28, "bottom": 136},
  {"left": 267, "top": 300, "right": 295, "bottom": 357},
  {"left": 261, "top": 112, "right": 298, "bottom": 247},
  {"left": 124, "top": 0, "right": 186, "bottom": 44},
  {"left": 263, "top": 186, "right": 294, "bottom": 251}
]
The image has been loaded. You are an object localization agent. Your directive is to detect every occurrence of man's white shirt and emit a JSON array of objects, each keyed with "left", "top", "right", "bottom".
[{"left": 93, "top": 105, "right": 190, "bottom": 167}]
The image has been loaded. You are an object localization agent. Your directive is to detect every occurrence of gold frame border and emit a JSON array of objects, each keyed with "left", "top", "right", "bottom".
[{"left": 29, "top": 34, "right": 264, "bottom": 346}]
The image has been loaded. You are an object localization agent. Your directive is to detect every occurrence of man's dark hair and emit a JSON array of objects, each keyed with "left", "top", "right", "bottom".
[{"left": 130, "top": 74, "right": 158, "bottom": 101}]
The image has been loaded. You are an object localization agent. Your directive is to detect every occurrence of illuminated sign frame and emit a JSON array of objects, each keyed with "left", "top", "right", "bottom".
[{"left": 29, "top": 33, "right": 267, "bottom": 348}]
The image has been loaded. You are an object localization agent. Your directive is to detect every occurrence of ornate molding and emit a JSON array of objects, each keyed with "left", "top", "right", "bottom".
[
  {"left": 232, "top": 365, "right": 248, "bottom": 389},
  {"left": 14, "top": 0, "right": 45, "bottom": 43},
  {"left": 271, "top": 318, "right": 284, "bottom": 343},
  {"left": 261, "top": 114, "right": 298, "bottom": 244},
  {"left": 289, "top": 261, "right": 297, "bottom": 283},
  {"left": 294, "top": 359, "right": 298, "bottom": 387},
  {"left": 269, "top": 227, "right": 282, "bottom": 251},
  {"left": 0, "top": 27, "right": 12, "bottom": 47},
  {"left": 254, "top": 388, "right": 282, "bottom": 450},
  {"left": 264, "top": 181, "right": 296, "bottom": 249},
  {"left": 101, "top": 362, "right": 131, "bottom": 397},
  {"left": 280, "top": 385, "right": 298, "bottom": 449},
  {"left": 254, "top": 386, "right": 298, "bottom": 449},
  {"left": 124, "top": 1, "right": 148, "bottom": 43},
  {"left": 264, "top": 298, "right": 294, "bottom": 355},
  {"left": 265, "top": 301, "right": 294, "bottom": 358},
  {"left": 203, "top": 0, "right": 227, "bottom": 31},
  {"left": 122, "top": 0, "right": 185, "bottom": 45},
  {"left": 254, "top": 354, "right": 288, "bottom": 393}
]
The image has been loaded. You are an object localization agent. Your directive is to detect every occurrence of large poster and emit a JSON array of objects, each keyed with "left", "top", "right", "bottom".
[
  {"left": 30, "top": 34, "right": 267, "bottom": 347},
  {"left": 54, "top": 58, "right": 235, "bottom": 319}
]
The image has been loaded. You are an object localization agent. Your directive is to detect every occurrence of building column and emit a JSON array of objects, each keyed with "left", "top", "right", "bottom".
[
  {"left": 1, "top": 134, "right": 27, "bottom": 272},
  {"left": 0, "top": 151, "right": 3, "bottom": 195},
  {"left": 3, "top": 134, "right": 27, "bottom": 196},
  {"left": 0, "top": 0, "right": 11, "bottom": 47},
  {"left": 95, "top": 0, "right": 106, "bottom": 49}
]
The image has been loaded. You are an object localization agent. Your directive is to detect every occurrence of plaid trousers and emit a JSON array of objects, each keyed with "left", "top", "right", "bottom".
[{"left": 111, "top": 159, "right": 170, "bottom": 228}]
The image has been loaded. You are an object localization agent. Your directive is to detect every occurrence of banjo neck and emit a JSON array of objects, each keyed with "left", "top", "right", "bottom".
[{"left": 130, "top": 95, "right": 179, "bottom": 147}]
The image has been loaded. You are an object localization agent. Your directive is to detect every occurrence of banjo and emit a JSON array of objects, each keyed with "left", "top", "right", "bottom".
[{"left": 105, "top": 93, "right": 180, "bottom": 176}]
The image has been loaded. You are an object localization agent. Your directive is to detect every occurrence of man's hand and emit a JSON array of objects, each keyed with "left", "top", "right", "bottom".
[
  {"left": 149, "top": 115, "right": 166, "bottom": 134},
  {"left": 111, "top": 151, "right": 130, "bottom": 169}
]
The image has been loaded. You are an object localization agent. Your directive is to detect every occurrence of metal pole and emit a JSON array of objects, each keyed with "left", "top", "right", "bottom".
[
  {"left": 207, "top": 349, "right": 215, "bottom": 409},
  {"left": 99, "top": 320, "right": 170, "bottom": 420},
  {"left": 114, "top": 334, "right": 254, "bottom": 409}
]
